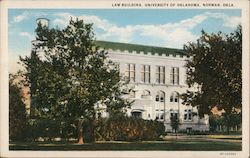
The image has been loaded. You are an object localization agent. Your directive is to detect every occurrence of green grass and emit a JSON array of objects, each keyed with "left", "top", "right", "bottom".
[{"left": 9, "top": 140, "right": 241, "bottom": 151}]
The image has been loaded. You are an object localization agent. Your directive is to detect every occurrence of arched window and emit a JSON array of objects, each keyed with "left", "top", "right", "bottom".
[
  {"left": 129, "top": 90, "right": 136, "bottom": 98},
  {"left": 141, "top": 90, "right": 151, "bottom": 99},
  {"left": 143, "top": 90, "right": 150, "bottom": 96},
  {"left": 156, "top": 91, "right": 165, "bottom": 102},
  {"left": 170, "top": 92, "right": 179, "bottom": 103}
]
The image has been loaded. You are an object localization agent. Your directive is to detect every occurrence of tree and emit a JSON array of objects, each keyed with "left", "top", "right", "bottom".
[
  {"left": 182, "top": 26, "right": 242, "bottom": 133},
  {"left": 170, "top": 114, "right": 179, "bottom": 134},
  {"left": 221, "top": 108, "right": 241, "bottom": 133},
  {"left": 209, "top": 109, "right": 241, "bottom": 133},
  {"left": 9, "top": 73, "right": 28, "bottom": 141},
  {"left": 209, "top": 114, "right": 221, "bottom": 132},
  {"left": 20, "top": 18, "right": 131, "bottom": 143}
]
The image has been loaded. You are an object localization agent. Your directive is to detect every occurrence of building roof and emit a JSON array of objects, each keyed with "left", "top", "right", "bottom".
[{"left": 95, "top": 40, "right": 187, "bottom": 57}]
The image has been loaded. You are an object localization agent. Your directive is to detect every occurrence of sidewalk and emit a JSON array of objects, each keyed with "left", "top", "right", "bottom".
[{"left": 163, "top": 134, "right": 242, "bottom": 143}]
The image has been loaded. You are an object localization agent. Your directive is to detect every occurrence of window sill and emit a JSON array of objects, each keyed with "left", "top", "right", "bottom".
[{"left": 183, "top": 120, "right": 193, "bottom": 122}]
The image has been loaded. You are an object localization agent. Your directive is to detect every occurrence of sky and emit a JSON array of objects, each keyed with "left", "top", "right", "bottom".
[{"left": 8, "top": 9, "right": 241, "bottom": 73}]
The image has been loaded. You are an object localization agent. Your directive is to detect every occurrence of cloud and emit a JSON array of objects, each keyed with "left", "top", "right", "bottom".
[
  {"left": 204, "top": 12, "right": 241, "bottom": 28},
  {"left": 12, "top": 11, "right": 48, "bottom": 24},
  {"left": 179, "top": 14, "right": 207, "bottom": 29},
  {"left": 53, "top": 12, "right": 132, "bottom": 42},
  {"left": 19, "top": 32, "right": 34, "bottom": 40},
  {"left": 53, "top": 12, "right": 112, "bottom": 30},
  {"left": 223, "top": 16, "right": 241, "bottom": 28},
  {"left": 13, "top": 11, "right": 29, "bottom": 23},
  {"left": 52, "top": 11, "right": 241, "bottom": 48},
  {"left": 99, "top": 25, "right": 135, "bottom": 43}
]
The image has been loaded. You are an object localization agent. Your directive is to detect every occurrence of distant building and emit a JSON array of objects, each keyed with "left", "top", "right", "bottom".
[{"left": 31, "top": 18, "right": 209, "bottom": 132}]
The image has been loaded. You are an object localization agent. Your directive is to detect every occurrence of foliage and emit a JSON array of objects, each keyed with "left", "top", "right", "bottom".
[
  {"left": 209, "top": 114, "right": 222, "bottom": 132},
  {"left": 9, "top": 73, "right": 28, "bottom": 141},
  {"left": 95, "top": 115, "right": 165, "bottom": 141},
  {"left": 170, "top": 114, "right": 179, "bottom": 133},
  {"left": 25, "top": 116, "right": 164, "bottom": 142},
  {"left": 25, "top": 118, "right": 77, "bottom": 141},
  {"left": 20, "top": 18, "right": 131, "bottom": 142},
  {"left": 222, "top": 109, "right": 241, "bottom": 131},
  {"left": 209, "top": 110, "right": 241, "bottom": 133},
  {"left": 182, "top": 26, "right": 242, "bottom": 120}
]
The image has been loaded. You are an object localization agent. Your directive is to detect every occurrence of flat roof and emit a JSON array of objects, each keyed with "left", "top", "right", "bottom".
[{"left": 95, "top": 40, "right": 187, "bottom": 57}]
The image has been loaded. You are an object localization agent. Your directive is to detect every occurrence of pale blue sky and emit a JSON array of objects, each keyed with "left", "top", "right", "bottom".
[{"left": 8, "top": 9, "right": 241, "bottom": 72}]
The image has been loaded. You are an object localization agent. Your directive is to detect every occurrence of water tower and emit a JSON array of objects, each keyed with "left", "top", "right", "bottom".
[
  {"left": 36, "top": 18, "right": 49, "bottom": 27},
  {"left": 32, "top": 18, "right": 49, "bottom": 60}
]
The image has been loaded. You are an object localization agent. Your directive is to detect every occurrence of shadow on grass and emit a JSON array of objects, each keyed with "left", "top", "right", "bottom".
[{"left": 9, "top": 140, "right": 242, "bottom": 151}]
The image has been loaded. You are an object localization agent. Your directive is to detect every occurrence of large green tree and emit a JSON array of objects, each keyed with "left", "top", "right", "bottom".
[
  {"left": 20, "top": 18, "right": 131, "bottom": 143},
  {"left": 182, "top": 26, "right": 242, "bottom": 132},
  {"left": 9, "top": 73, "right": 28, "bottom": 141}
]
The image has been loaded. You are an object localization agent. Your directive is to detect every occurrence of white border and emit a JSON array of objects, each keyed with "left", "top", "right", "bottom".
[{"left": 1, "top": 0, "right": 249, "bottom": 158}]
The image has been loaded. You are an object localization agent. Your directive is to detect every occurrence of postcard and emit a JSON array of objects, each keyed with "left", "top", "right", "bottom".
[{"left": 0, "top": 0, "right": 249, "bottom": 157}]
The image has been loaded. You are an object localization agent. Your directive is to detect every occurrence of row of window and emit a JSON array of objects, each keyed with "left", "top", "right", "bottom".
[
  {"left": 125, "top": 64, "right": 180, "bottom": 85},
  {"left": 133, "top": 111, "right": 192, "bottom": 121},
  {"left": 154, "top": 110, "right": 193, "bottom": 121},
  {"left": 129, "top": 90, "right": 179, "bottom": 103}
]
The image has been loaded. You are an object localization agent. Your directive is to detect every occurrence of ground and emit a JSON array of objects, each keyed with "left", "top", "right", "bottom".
[{"left": 9, "top": 134, "right": 241, "bottom": 151}]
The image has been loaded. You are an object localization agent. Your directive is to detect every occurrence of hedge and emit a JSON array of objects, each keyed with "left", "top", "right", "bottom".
[
  {"left": 95, "top": 115, "right": 165, "bottom": 141},
  {"left": 18, "top": 116, "right": 165, "bottom": 142}
]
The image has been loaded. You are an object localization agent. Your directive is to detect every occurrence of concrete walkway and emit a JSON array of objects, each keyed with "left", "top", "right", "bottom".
[{"left": 163, "top": 134, "right": 242, "bottom": 143}]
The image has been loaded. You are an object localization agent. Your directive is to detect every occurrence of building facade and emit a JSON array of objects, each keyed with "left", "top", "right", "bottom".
[
  {"left": 95, "top": 41, "right": 209, "bottom": 132},
  {"left": 33, "top": 18, "right": 209, "bottom": 132}
]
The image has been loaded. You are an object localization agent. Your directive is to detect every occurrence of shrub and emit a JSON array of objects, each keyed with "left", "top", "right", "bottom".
[
  {"left": 23, "top": 116, "right": 165, "bottom": 142},
  {"left": 95, "top": 115, "right": 164, "bottom": 141},
  {"left": 25, "top": 119, "right": 77, "bottom": 141}
]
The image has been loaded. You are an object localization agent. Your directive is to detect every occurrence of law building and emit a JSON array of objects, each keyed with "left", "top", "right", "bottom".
[{"left": 32, "top": 18, "right": 209, "bottom": 132}]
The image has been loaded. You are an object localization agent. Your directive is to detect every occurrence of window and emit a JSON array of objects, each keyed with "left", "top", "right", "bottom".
[
  {"left": 170, "top": 112, "right": 178, "bottom": 120},
  {"left": 141, "top": 65, "right": 150, "bottom": 83},
  {"left": 156, "top": 66, "right": 165, "bottom": 84},
  {"left": 155, "top": 91, "right": 165, "bottom": 102},
  {"left": 174, "top": 97, "right": 178, "bottom": 102},
  {"left": 170, "top": 92, "right": 179, "bottom": 103},
  {"left": 184, "top": 109, "right": 192, "bottom": 121},
  {"left": 132, "top": 111, "right": 142, "bottom": 118},
  {"left": 129, "top": 90, "right": 136, "bottom": 98},
  {"left": 156, "top": 95, "right": 159, "bottom": 102},
  {"left": 170, "top": 95, "right": 173, "bottom": 102},
  {"left": 185, "top": 68, "right": 188, "bottom": 84},
  {"left": 156, "top": 112, "right": 164, "bottom": 120},
  {"left": 170, "top": 67, "right": 179, "bottom": 85},
  {"left": 125, "top": 64, "right": 135, "bottom": 82},
  {"left": 142, "top": 90, "right": 150, "bottom": 96},
  {"left": 148, "top": 113, "right": 151, "bottom": 119},
  {"left": 141, "top": 90, "right": 151, "bottom": 99}
]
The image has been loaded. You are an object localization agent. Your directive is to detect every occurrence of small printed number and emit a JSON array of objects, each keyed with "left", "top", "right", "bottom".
[{"left": 220, "top": 153, "right": 236, "bottom": 156}]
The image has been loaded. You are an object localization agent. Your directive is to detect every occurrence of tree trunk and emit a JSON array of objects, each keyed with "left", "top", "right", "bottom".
[
  {"left": 89, "top": 113, "right": 96, "bottom": 143},
  {"left": 78, "top": 130, "right": 84, "bottom": 144},
  {"left": 226, "top": 116, "right": 230, "bottom": 135},
  {"left": 227, "top": 125, "right": 230, "bottom": 135},
  {"left": 78, "top": 118, "right": 84, "bottom": 144},
  {"left": 89, "top": 119, "right": 95, "bottom": 143}
]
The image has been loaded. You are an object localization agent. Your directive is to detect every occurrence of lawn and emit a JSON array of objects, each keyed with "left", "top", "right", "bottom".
[{"left": 9, "top": 139, "right": 241, "bottom": 151}]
